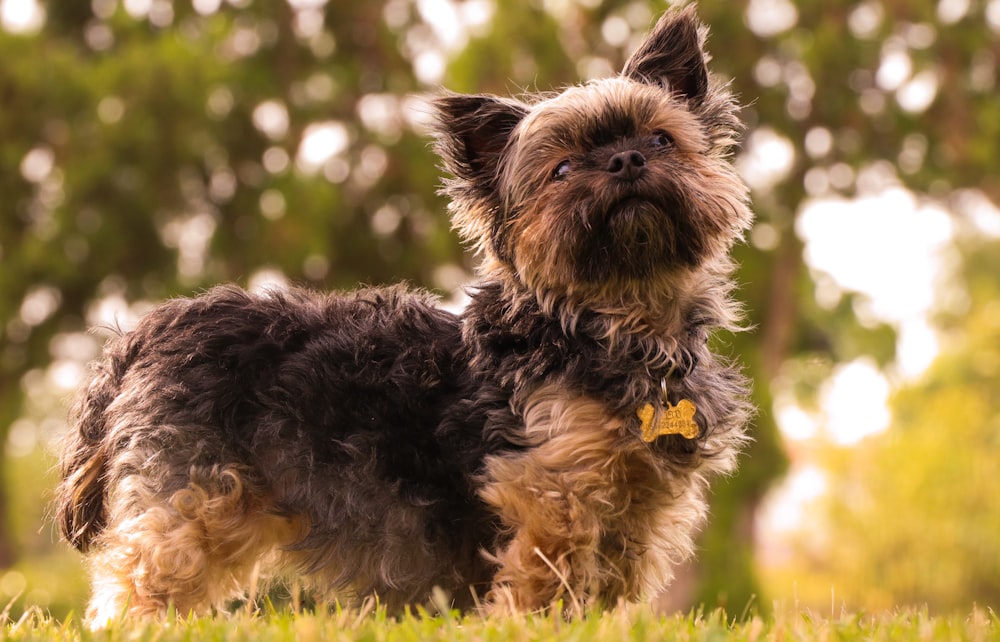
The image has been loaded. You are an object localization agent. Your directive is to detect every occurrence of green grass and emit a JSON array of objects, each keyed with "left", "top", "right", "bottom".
[{"left": 2, "top": 603, "right": 998, "bottom": 642}]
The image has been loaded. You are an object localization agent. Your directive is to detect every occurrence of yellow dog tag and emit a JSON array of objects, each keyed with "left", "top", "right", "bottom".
[{"left": 637, "top": 399, "right": 700, "bottom": 441}]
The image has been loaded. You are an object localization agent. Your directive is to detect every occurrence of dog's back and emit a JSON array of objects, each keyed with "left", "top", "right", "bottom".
[{"left": 57, "top": 284, "right": 500, "bottom": 621}]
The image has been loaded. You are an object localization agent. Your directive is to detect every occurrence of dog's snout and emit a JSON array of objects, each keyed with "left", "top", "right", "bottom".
[{"left": 607, "top": 150, "right": 646, "bottom": 181}]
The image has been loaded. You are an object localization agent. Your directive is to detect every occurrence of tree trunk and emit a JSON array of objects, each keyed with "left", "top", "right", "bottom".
[
  {"left": 0, "top": 379, "right": 20, "bottom": 568},
  {"left": 0, "top": 472, "right": 13, "bottom": 568}
]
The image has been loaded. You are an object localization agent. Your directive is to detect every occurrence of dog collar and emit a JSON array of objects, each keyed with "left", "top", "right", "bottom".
[{"left": 636, "top": 378, "right": 699, "bottom": 441}]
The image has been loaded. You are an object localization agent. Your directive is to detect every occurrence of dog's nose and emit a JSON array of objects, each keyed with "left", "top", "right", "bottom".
[{"left": 607, "top": 150, "right": 646, "bottom": 181}]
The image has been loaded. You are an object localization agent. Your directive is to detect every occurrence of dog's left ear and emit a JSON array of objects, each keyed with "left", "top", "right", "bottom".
[
  {"left": 622, "top": 6, "right": 709, "bottom": 104},
  {"left": 430, "top": 92, "right": 529, "bottom": 194}
]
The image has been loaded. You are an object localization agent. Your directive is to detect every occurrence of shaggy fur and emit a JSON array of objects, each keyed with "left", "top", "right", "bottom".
[{"left": 57, "top": 7, "right": 753, "bottom": 626}]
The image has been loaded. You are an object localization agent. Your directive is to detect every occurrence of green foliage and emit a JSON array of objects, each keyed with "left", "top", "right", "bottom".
[
  {"left": 2, "top": 0, "right": 463, "bottom": 570},
  {"left": 784, "top": 238, "right": 1000, "bottom": 612}
]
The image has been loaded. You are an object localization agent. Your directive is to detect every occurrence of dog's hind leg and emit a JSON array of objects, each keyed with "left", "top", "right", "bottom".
[{"left": 84, "top": 463, "right": 299, "bottom": 627}]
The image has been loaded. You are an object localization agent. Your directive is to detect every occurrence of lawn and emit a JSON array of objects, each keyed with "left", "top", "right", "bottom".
[{"left": 2, "top": 602, "right": 997, "bottom": 641}]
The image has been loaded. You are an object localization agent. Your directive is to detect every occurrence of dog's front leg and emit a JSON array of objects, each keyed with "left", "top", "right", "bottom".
[
  {"left": 478, "top": 387, "right": 664, "bottom": 613},
  {"left": 480, "top": 459, "right": 603, "bottom": 613}
]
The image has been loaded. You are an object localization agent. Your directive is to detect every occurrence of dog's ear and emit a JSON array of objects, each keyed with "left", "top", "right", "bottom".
[
  {"left": 622, "top": 7, "right": 709, "bottom": 104},
  {"left": 430, "top": 92, "right": 529, "bottom": 190}
]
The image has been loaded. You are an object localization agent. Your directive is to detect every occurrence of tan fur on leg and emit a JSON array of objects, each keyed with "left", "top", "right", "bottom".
[
  {"left": 85, "top": 464, "right": 299, "bottom": 628},
  {"left": 481, "top": 385, "right": 712, "bottom": 613}
]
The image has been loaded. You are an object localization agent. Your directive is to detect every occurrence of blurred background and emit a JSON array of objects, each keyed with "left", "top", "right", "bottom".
[{"left": 1, "top": 0, "right": 998, "bottom": 621}]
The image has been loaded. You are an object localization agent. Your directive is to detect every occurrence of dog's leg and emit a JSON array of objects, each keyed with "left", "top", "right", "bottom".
[
  {"left": 479, "top": 386, "right": 684, "bottom": 613},
  {"left": 84, "top": 463, "right": 298, "bottom": 627},
  {"left": 480, "top": 451, "right": 610, "bottom": 615}
]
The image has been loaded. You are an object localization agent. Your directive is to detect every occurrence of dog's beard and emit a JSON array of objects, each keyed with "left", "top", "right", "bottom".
[
  {"left": 556, "top": 179, "right": 712, "bottom": 284},
  {"left": 505, "top": 176, "right": 726, "bottom": 295}
]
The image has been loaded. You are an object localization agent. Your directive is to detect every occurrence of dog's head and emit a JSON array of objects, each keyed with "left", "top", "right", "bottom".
[{"left": 431, "top": 7, "right": 752, "bottom": 302}]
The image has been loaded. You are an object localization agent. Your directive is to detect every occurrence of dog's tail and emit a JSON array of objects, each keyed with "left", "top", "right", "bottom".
[{"left": 56, "top": 329, "right": 139, "bottom": 552}]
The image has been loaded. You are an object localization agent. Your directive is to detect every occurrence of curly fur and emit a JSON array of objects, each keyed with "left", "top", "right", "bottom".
[{"left": 57, "top": 6, "right": 753, "bottom": 626}]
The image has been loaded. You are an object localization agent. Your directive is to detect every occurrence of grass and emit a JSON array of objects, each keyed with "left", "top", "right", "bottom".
[{"left": 2, "top": 602, "right": 999, "bottom": 642}]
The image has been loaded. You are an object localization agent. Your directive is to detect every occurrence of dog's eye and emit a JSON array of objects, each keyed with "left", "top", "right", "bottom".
[
  {"left": 652, "top": 131, "right": 675, "bottom": 148},
  {"left": 552, "top": 160, "right": 571, "bottom": 180}
]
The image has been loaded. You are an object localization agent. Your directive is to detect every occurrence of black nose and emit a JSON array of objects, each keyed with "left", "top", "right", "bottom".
[{"left": 607, "top": 150, "right": 646, "bottom": 181}]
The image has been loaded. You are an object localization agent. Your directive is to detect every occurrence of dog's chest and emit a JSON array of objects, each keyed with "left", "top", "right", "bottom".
[{"left": 479, "top": 384, "right": 696, "bottom": 599}]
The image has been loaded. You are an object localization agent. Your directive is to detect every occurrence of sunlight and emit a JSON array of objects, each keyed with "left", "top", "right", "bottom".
[
  {"left": 760, "top": 464, "right": 827, "bottom": 535},
  {"left": 989, "top": 0, "right": 1000, "bottom": 31},
  {"left": 798, "top": 188, "right": 954, "bottom": 330},
  {"left": 19, "top": 146, "right": 54, "bottom": 183},
  {"left": 774, "top": 358, "right": 891, "bottom": 447},
  {"left": 405, "top": 0, "right": 494, "bottom": 84},
  {"left": 737, "top": 128, "right": 796, "bottom": 192},
  {"left": 821, "top": 359, "right": 891, "bottom": 445},
  {"left": 357, "top": 93, "right": 404, "bottom": 140},
  {"left": 248, "top": 267, "right": 290, "bottom": 293},
  {"left": 876, "top": 45, "right": 912, "bottom": 91},
  {"left": 122, "top": 0, "right": 152, "bottom": 19},
  {"left": 937, "top": 0, "right": 971, "bottom": 24},
  {"left": 159, "top": 212, "right": 218, "bottom": 282},
  {"left": 897, "top": 69, "right": 939, "bottom": 113},
  {"left": 19, "top": 285, "right": 61, "bottom": 327},
  {"left": 253, "top": 100, "right": 290, "bottom": 140},
  {"left": 0, "top": 0, "right": 43, "bottom": 33},
  {"left": 848, "top": 1, "right": 884, "bottom": 38},
  {"left": 774, "top": 396, "right": 818, "bottom": 441},
  {"left": 957, "top": 188, "right": 1000, "bottom": 237},
  {"left": 762, "top": 187, "right": 957, "bottom": 546},
  {"left": 896, "top": 317, "right": 939, "bottom": 378},
  {"left": 297, "top": 121, "right": 349, "bottom": 173},
  {"left": 193, "top": 0, "right": 222, "bottom": 15},
  {"left": 745, "top": 0, "right": 798, "bottom": 37}
]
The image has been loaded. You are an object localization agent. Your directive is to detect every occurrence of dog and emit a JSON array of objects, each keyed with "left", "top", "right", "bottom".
[{"left": 57, "top": 6, "right": 753, "bottom": 625}]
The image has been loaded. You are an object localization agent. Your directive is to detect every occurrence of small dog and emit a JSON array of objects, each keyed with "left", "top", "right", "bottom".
[{"left": 57, "top": 6, "right": 752, "bottom": 625}]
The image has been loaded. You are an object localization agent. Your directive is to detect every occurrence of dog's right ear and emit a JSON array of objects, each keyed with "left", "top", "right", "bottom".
[
  {"left": 430, "top": 92, "right": 529, "bottom": 192},
  {"left": 622, "top": 7, "right": 709, "bottom": 105}
]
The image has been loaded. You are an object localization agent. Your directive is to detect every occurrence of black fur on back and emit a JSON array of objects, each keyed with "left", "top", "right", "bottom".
[{"left": 58, "top": 285, "right": 519, "bottom": 603}]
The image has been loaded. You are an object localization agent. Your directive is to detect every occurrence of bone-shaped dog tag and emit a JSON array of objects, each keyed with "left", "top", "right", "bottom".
[{"left": 637, "top": 399, "right": 700, "bottom": 441}]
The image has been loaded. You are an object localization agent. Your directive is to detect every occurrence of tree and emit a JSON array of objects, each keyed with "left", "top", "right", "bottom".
[
  {"left": 795, "top": 235, "right": 1000, "bottom": 611},
  {"left": 1, "top": 0, "right": 461, "bottom": 568}
]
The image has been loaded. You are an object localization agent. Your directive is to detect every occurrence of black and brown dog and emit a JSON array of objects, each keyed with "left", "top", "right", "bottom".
[{"left": 57, "top": 7, "right": 753, "bottom": 626}]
